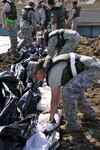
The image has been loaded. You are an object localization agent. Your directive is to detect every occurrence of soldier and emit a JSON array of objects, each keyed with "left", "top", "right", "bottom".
[
  {"left": 68, "top": 0, "right": 81, "bottom": 31},
  {"left": 17, "top": 0, "right": 37, "bottom": 50},
  {"left": 43, "top": 29, "right": 80, "bottom": 57},
  {"left": 27, "top": 53, "right": 100, "bottom": 133},
  {"left": 37, "top": 0, "right": 46, "bottom": 27},
  {"left": 47, "top": 0, "right": 68, "bottom": 30},
  {"left": 35, "top": 1, "right": 50, "bottom": 30},
  {"left": 1, "top": 0, "right": 18, "bottom": 55}
]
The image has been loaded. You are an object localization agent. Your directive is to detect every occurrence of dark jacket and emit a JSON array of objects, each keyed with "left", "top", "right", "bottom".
[{"left": 6, "top": 1, "right": 17, "bottom": 20}]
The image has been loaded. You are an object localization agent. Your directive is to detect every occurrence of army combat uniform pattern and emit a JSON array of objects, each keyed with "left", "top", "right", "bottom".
[
  {"left": 18, "top": 6, "right": 37, "bottom": 49},
  {"left": 50, "top": 2, "right": 68, "bottom": 29},
  {"left": 1, "top": 1, "right": 17, "bottom": 52},
  {"left": 71, "top": 5, "right": 81, "bottom": 31},
  {"left": 47, "top": 53, "right": 100, "bottom": 129},
  {"left": 47, "top": 29, "right": 80, "bottom": 57}
]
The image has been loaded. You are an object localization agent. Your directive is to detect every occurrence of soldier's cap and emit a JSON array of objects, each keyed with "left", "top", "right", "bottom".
[{"left": 47, "top": 0, "right": 55, "bottom": 5}]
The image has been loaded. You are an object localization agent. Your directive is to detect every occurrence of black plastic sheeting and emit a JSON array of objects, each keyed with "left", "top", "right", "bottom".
[{"left": 0, "top": 44, "right": 60, "bottom": 150}]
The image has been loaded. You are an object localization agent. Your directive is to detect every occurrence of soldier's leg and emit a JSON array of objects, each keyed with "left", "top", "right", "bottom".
[
  {"left": 61, "top": 67, "right": 100, "bottom": 131},
  {"left": 24, "top": 28, "right": 33, "bottom": 47},
  {"left": 71, "top": 18, "right": 79, "bottom": 31},
  {"left": 18, "top": 28, "right": 33, "bottom": 49},
  {"left": 78, "top": 93, "right": 96, "bottom": 120},
  {"left": 62, "top": 83, "right": 81, "bottom": 129},
  {"left": 8, "top": 23, "right": 17, "bottom": 52}
]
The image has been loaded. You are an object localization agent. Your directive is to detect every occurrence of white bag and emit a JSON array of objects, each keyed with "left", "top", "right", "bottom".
[
  {"left": 37, "top": 109, "right": 62, "bottom": 132},
  {"left": 37, "top": 85, "right": 51, "bottom": 111},
  {"left": 23, "top": 131, "right": 49, "bottom": 150}
]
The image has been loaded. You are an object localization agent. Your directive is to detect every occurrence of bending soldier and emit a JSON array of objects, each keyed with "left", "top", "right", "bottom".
[
  {"left": 27, "top": 53, "right": 100, "bottom": 133},
  {"left": 43, "top": 29, "right": 80, "bottom": 57}
]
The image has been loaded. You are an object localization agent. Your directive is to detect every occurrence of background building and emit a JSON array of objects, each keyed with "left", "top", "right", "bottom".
[{"left": 0, "top": 0, "right": 100, "bottom": 37}]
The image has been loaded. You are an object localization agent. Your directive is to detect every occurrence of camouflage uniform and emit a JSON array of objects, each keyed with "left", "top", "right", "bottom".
[
  {"left": 18, "top": 5, "right": 37, "bottom": 49},
  {"left": 48, "top": 54, "right": 100, "bottom": 129},
  {"left": 37, "top": 1, "right": 46, "bottom": 27},
  {"left": 50, "top": 2, "right": 68, "bottom": 29},
  {"left": 47, "top": 29, "right": 80, "bottom": 57},
  {"left": 1, "top": 1, "right": 17, "bottom": 52},
  {"left": 70, "top": 3, "right": 81, "bottom": 31},
  {"left": 7, "top": 22, "right": 17, "bottom": 52}
]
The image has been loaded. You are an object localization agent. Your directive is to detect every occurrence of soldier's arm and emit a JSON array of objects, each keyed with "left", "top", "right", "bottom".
[
  {"left": 39, "top": 7, "right": 46, "bottom": 26},
  {"left": 51, "top": 10, "right": 57, "bottom": 30},
  {"left": 30, "top": 11, "right": 37, "bottom": 34},
  {"left": 47, "top": 36, "right": 58, "bottom": 57},
  {"left": 1, "top": 3, "right": 9, "bottom": 25},
  {"left": 68, "top": 9, "right": 76, "bottom": 21},
  {"left": 50, "top": 87, "right": 61, "bottom": 122},
  {"left": 63, "top": 6, "right": 68, "bottom": 20}
]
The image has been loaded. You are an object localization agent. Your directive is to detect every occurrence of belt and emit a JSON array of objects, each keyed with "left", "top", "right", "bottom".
[{"left": 6, "top": 19, "right": 15, "bottom": 23}]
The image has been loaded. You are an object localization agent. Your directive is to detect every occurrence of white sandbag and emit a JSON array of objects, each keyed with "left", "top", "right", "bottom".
[
  {"left": 37, "top": 109, "right": 62, "bottom": 132},
  {"left": 23, "top": 130, "right": 49, "bottom": 150},
  {"left": 37, "top": 85, "right": 51, "bottom": 111}
]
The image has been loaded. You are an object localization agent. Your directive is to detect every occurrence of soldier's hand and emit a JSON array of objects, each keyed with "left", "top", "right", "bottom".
[{"left": 49, "top": 117, "right": 56, "bottom": 124}]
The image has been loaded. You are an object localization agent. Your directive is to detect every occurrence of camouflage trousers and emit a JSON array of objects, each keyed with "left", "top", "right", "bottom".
[
  {"left": 18, "top": 27, "right": 33, "bottom": 49},
  {"left": 71, "top": 17, "right": 79, "bottom": 31},
  {"left": 62, "top": 58, "right": 100, "bottom": 128},
  {"left": 7, "top": 22, "right": 17, "bottom": 52},
  {"left": 60, "top": 32, "right": 80, "bottom": 54}
]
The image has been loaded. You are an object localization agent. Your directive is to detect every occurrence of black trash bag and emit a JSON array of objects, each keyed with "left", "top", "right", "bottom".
[
  {"left": 0, "top": 71, "right": 18, "bottom": 95},
  {"left": 38, "top": 48, "right": 47, "bottom": 57},
  {"left": 0, "top": 82, "right": 6, "bottom": 111},
  {"left": 46, "top": 127, "right": 60, "bottom": 150},
  {"left": 17, "top": 89, "right": 41, "bottom": 118},
  {"left": 0, "top": 115, "right": 36, "bottom": 150},
  {"left": 28, "top": 44, "right": 37, "bottom": 54},
  {"left": 0, "top": 126, "right": 26, "bottom": 150},
  {"left": 15, "top": 114, "right": 37, "bottom": 138},
  {"left": 12, "top": 51, "right": 30, "bottom": 65},
  {"left": 0, "top": 96, "right": 18, "bottom": 126}
]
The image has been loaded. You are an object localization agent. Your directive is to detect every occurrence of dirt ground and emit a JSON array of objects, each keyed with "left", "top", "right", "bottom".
[{"left": 0, "top": 36, "right": 100, "bottom": 150}]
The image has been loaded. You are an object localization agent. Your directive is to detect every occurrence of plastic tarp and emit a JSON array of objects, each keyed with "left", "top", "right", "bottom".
[
  {"left": 0, "top": 36, "right": 10, "bottom": 54},
  {"left": 23, "top": 131, "right": 49, "bottom": 150},
  {"left": 0, "top": 38, "right": 62, "bottom": 150},
  {"left": 37, "top": 83, "right": 51, "bottom": 111},
  {"left": 0, "top": 36, "right": 20, "bottom": 54}
]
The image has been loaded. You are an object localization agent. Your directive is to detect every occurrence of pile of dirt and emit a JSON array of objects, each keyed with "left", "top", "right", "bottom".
[
  {"left": 0, "top": 36, "right": 100, "bottom": 150},
  {"left": 59, "top": 36, "right": 100, "bottom": 150}
]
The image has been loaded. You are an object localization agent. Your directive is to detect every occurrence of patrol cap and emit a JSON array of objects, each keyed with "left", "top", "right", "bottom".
[{"left": 47, "top": 0, "right": 55, "bottom": 5}]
